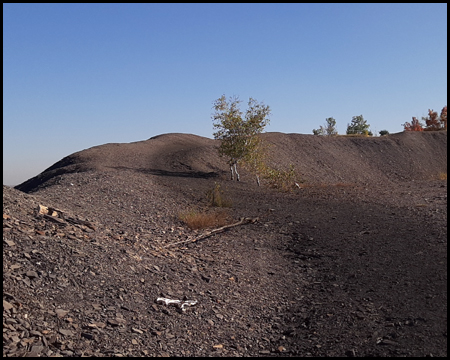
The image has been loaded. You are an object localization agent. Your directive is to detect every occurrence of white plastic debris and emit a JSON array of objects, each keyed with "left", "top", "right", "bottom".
[{"left": 156, "top": 297, "right": 198, "bottom": 312}]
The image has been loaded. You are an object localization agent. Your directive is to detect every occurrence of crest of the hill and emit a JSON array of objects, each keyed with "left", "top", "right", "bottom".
[{"left": 16, "top": 131, "right": 447, "bottom": 193}]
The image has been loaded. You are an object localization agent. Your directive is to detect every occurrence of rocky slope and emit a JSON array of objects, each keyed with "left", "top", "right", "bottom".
[{"left": 4, "top": 131, "right": 447, "bottom": 357}]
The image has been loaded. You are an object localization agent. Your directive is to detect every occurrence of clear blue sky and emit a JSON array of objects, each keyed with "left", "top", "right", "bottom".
[{"left": 3, "top": 3, "right": 447, "bottom": 186}]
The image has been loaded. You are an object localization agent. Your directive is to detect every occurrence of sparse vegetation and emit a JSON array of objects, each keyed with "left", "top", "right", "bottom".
[
  {"left": 438, "top": 172, "right": 447, "bottom": 180},
  {"left": 313, "top": 117, "right": 338, "bottom": 136},
  {"left": 423, "top": 106, "right": 447, "bottom": 131},
  {"left": 179, "top": 208, "right": 232, "bottom": 230},
  {"left": 403, "top": 117, "right": 424, "bottom": 131},
  {"left": 206, "top": 182, "right": 232, "bottom": 207},
  {"left": 440, "top": 106, "right": 447, "bottom": 130},
  {"left": 346, "top": 115, "right": 372, "bottom": 136},
  {"left": 179, "top": 182, "right": 233, "bottom": 230},
  {"left": 379, "top": 130, "right": 389, "bottom": 136},
  {"left": 263, "top": 164, "right": 301, "bottom": 192},
  {"left": 212, "top": 95, "right": 302, "bottom": 190},
  {"left": 404, "top": 106, "right": 447, "bottom": 132},
  {"left": 240, "top": 133, "right": 271, "bottom": 186},
  {"left": 212, "top": 95, "right": 271, "bottom": 182}
]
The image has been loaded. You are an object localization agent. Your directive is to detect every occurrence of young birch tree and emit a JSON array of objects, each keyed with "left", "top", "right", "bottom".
[
  {"left": 313, "top": 117, "right": 338, "bottom": 136},
  {"left": 212, "top": 95, "right": 271, "bottom": 183},
  {"left": 346, "top": 115, "right": 372, "bottom": 135}
]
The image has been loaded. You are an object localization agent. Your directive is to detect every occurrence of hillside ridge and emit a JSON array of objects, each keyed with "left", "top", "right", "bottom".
[
  {"left": 15, "top": 131, "right": 447, "bottom": 193},
  {"left": 4, "top": 131, "right": 447, "bottom": 357}
]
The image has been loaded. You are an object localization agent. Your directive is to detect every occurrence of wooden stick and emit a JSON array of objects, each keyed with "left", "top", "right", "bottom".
[{"left": 165, "top": 217, "right": 259, "bottom": 248}]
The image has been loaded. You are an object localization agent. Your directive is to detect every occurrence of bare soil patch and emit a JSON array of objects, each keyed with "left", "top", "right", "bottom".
[{"left": 4, "top": 131, "right": 447, "bottom": 357}]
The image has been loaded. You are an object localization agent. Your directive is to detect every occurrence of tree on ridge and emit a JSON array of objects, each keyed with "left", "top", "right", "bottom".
[{"left": 212, "top": 95, "right": 271, "bottom": 182}]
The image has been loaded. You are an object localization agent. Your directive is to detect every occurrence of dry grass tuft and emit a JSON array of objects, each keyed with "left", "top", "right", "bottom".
[
  {"left": 179, "top": 208, "right": 232, "bottom": 230},
  {"left": 206, "top": 182, "right": 233, "bottom": 207},
  {"left": 438, "top": 172, "right": 447, "bottom": 180}
]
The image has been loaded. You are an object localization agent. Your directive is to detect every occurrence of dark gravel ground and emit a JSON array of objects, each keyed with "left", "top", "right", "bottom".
[{"left": 3, "top": 131, "right": 447, "bottom": 357}]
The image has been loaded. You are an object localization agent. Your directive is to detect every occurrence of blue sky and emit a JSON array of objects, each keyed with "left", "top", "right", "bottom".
[{"left": 3, "top": 3, "right": 447, "bottom": 186}]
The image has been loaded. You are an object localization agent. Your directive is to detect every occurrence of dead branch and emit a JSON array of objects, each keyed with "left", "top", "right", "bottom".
[
  {"left": 37, "top": 204, "right": 96, "bottom": 231},
  {"left": 64, "top": 216, "right": 96, "bottom": 231},
  {"left": 165, "top": 217, "right": 259, "bottom": 248},
  {"left": 43, "top": 214, "right": 67, "bottom": 226}
]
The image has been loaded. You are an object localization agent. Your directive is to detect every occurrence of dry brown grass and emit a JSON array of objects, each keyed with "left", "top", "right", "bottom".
[
  {"left": 179, "top": 208, "right": 232, "bottom": 230},
  {"left": 438, "top": 172, "right": 447, "bottom": 180},
  {"left": 206, "top": 182, "right": 232, "bottom": 207}
]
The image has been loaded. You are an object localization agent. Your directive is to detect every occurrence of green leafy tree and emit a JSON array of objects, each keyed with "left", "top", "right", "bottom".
[
  {"left": 346, "top": 115, "right": 372, "bottom": 135},
  {"left": 240, "top": 134, "right": 270, "bottom": 186},
  {"left": 212, "top": 95, "right": 271, "bottom": 182},
  {"left": 313, "top": 117, "right": 338, "bottom": 136},
  {"left": 312, "top": 127, "right": 324, "bottom": 136},
  {"left": 324, "top": 117, "right": 338, "bottom": 135}
]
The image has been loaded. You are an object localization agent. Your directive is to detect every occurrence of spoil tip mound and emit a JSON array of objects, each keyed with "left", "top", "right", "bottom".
[{"left": 15, "top": 131, "right": 447, "bottom": 193}]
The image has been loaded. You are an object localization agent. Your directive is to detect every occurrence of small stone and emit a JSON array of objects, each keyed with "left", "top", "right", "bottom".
[
  {"left": 213, "top": 344, "right": 223, "bottom": 349},
  {"left": 81, "top": 332, "right": 94, "bottom": 340},
  {"left": 4, "top": 239, "right": 15, "bottom": 247},
  {"left": 29, "top": 330, "right": 43, "bottom": 337},
  {"left": 278, "top": 346, "right": 286, "bottom": 352},
  {"left": 10, "top": 335, "right": 21, "bottom": 343},
  {"left": 3, "top": 300, "right": 14, "bottom": 310},
  {"left": 132, "top": 328, "right": 143, "bottom": 334},
  {"left": 26, "top": 271, "right": 39, "bottom": 279},
  {"left": 28, "top": 345, "right": 44, "bottom": 357},
  {"left": 55, "top": 309, "right": 69, "bottom": 318},
  {"left": 37, "top": 205, "right": 49, "bottom": 215},
  {"left": 10, "top": 264, "right": 22, "bottom": 270},
  {"left": 58, "top": 328, "right": 73, "bottom": 336},
  {"left": 131, "top": 339, "right": 138, "bottom": 345},
  {"left": 107, "top": 319, "right": 120, "bottom": 327}
]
